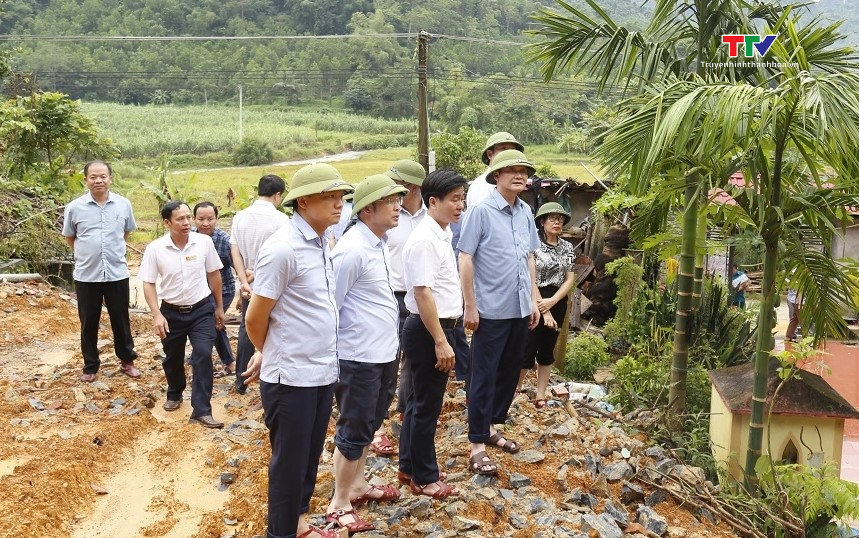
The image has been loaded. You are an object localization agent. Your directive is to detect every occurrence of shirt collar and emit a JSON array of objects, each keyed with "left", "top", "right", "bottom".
[
  {"left": 425, "top": 214, "right": 453, "bottom": 242},
  {"left": 488, "top": 188, "right": 525, "bottom": 213},
  {"left": 252, "top": 199, "right": 278, "bottom": 210},
  {"left": 84, "top": 190, "right": 114, "bottom": 205},
  {"left": 293, "top": 212, "right": 323, "bottom": 243},
  {"left": 164, "top": 231, "right": 200, "bottom": 251},
  {"left": 355, "top": 220, "right": 385, "bottom": 248},
  {"left": 400, "top": 201, "right": 427, "bottom": 218}
]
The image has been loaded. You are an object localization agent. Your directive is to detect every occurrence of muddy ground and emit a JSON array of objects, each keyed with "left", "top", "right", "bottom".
[{"left": 0, "top": 274, "right": 740, "bottom": 538}]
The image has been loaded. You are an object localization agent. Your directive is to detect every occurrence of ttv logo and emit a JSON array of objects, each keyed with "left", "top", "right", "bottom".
[{"left": 721, "top": 35, "right": 777, "bottom": 58}]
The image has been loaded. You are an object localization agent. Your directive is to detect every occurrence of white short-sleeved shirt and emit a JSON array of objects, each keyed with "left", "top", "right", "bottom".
[
  {"left": 138, "top": 232, "right": 223, "bottom": 306},
  {"left": 331, "top": 221, "right": 398, "bottom": 364},
  {"left": 386, "top": 202, "right": 426, "bottom": 292},
  {"left": 403, "top": 215, "right": 463, "bottom": 319},
  {"left": 62, "top": 191, "right": 136, "bottom": 282},
  {"left": 229, "top": 199, "right": 291, "bottom": 289},
  {"left": 253, "top": 213, "right": 338, "bottom": 387},
  {"left": 466, "top": 170, "right": 493, "bottom": 209}
]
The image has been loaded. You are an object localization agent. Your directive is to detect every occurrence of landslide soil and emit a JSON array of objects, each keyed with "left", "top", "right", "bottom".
[{"left": 0, "top": 274, "right": 740, "bottom": 538}]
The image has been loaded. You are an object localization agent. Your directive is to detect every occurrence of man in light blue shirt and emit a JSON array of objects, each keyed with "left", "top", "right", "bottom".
[
  {"left": 458, "top": 149, "right": 540, "bottom": 475},
  {"left": 62, "top": 160, "right": 139, "bottom": 383},
  {"left": 243, "top": 163, "right": 353, "bottom": 538},
  {"left": 325, "top": 175, "right": 407, "bottom": 533}
]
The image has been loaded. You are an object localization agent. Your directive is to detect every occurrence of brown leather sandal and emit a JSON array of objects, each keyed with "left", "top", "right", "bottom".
[
  {"left": 488, "top": 432, "right": 521, "bottom": 454},
  {"left": 468, "top": 450, "right": 498, "bottom": 476}
]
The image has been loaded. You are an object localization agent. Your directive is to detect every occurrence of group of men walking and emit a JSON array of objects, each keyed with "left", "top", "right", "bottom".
[{"left": 62, "top": 131, "right": 549, "bottom": 538}]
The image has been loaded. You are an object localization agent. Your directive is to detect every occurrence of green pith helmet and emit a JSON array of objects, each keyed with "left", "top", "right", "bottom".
[
  {"left": 351, "top": 174, "right": 409, "bottom": 216},
  {"left": 384, "top": 159, "right": 426, "bottom": 187},
  {"left": 535, "top": 202, "right": 571, "bottom": 225},
  {"left": 283, "top": 163, "right": 354, "bottom": 205},
  {"left": 486, "top": 149, "right": 536, "bottom": 185},
  {"left": 482, "top": 131, "right": 524, "bottom": 165}
]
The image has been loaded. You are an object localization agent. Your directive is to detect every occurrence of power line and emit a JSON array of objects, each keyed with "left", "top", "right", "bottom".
[
  {"left": 0, "top": 33, "right": 415, "bottom": 41},
  {"left": 0, "top": 32, "right": 527, "bottom": 46}
]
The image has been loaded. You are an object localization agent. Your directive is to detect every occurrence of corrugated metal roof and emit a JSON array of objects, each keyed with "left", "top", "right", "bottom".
[{"left": 709, "top": 358, "right": 859, "bottom": 419}]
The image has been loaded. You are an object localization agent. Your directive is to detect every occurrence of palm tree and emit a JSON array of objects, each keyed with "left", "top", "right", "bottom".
[
  {"left": 529, "top": 0, "right": 782, "bottom": 427},
  {"left": 582, "top": 13, "right": 859, "bottom": 486}
]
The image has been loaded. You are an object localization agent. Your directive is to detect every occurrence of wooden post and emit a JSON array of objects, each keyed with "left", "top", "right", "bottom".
[{"left": 417, "top": 31, "right": 430, "bottom": 172}]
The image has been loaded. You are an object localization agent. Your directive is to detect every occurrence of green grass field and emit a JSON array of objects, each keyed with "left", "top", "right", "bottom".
[{"left": 83, "top": 102, "right": 599, "bottom": 237}]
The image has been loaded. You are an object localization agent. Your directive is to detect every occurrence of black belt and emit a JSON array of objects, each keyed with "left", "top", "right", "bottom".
[
  {"left": 161, "top": 296, "right": 210, "bottom": 314},
  {"left": 408, "top": 312, "right": 460, "bottom": 329}
]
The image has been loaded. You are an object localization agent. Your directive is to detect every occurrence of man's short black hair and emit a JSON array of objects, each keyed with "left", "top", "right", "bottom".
[
  {"left": 258, "top": 174, "right": 286, "bottom": 197},
  {"left": 193, "top": 201, "right": 218, "bottom": 217},
  {"left": 160, "top": 200, "right": 187, "bottom": 221},
  {"left": 421, "top": 169, "right": 467, "bottom": 207},
  {"left": 84, "top": 160, "right": 113, "bottom": 177}
]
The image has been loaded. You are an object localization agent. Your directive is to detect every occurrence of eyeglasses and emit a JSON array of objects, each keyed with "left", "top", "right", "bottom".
[
  {"left": 378, "top": 195, "right": 404, "bottom": 207},
  {"left": 544, "top": 215, "right": 565, "bottom": 223}
]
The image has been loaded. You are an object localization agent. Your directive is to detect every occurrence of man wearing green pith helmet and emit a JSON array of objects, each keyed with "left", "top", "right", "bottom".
[
  {"left": 466, "top": 131, "right": 525, "bottom": 209},
  {"left": 325, "top": 174, "right": 408, "bottom": 534},
  {"left": 459, "top": 149, "right": 541, "bottom": 477},
  {"left": 370, "top": 159, "right": 427, "bottom": 457},
  {"left": 243, "top": 163, "right": 354, "bottom": 538}
]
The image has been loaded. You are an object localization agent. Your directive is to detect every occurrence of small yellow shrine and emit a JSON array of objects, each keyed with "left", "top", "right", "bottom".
[{"left": 709, "top": 358, "right": 859, "bottom": 483}]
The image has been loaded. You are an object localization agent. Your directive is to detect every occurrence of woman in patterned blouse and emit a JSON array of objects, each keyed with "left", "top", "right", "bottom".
[{"left": 518, "top": 202, "right": 576, "bottom": 408}]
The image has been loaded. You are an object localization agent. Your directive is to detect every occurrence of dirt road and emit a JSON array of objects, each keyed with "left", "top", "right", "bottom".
[{"left": 0, "top": 280, "right": 270, "bottom": 537}]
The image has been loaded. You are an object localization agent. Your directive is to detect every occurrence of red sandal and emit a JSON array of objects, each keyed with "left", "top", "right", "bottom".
[
  {"left": 409, "top": 479, "right": 460, "bottom": 499},
  {"left": 369, "top": 433, "right": 395, "bottom": 455},
  {"left": 350, "top": 483, "right": 401, "bottom": 506},
  {"left": 325, "top": 508, "right": 375, "bottom": 534},
  {"left": 397, "top": 470, "right": 447, "bottom": 485},
  {"left": 297, "top": 524, "right": 339, "bottom": 538}
]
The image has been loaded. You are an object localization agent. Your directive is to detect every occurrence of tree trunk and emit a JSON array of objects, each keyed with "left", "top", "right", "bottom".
[
  {"left": 744, "top": 237, "right": 778, "bottom": 490},
  {"left": 668, "top": 176, "right": 699, "bottom": 428},
  {"left": 746, "top": 144, "right": 785, "bottom": 488},
  {"left": 692, "top": 197, "right": 707, "bottom": 310}
]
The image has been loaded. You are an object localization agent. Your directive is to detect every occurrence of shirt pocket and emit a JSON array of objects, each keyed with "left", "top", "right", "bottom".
[{"left": 513, "top": 223, "right": 531, "bottom": 258}]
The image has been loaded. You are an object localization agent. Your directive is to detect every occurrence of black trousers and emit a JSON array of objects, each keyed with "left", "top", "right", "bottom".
[
  {"left": 235, "top": 296, "right": 253, "bottom": 390},
  {"left": 398, "top": 315, "right": 453, "bottom": 485},
  {"left": 75, "top": 279, "right": 137, "bottom": 375},
  {"left": 468, "top": 317, "right": 529, "bottom": 443},
  {"left": 334, "top": 359, "right": 398, "bottom": 461},
  {"left": 261, "top": 381, "right": 335, "bottom": 538},
  {"left": 394, "top": 291, "right": 411, "bottom": 413},
  {"left": 523, "top": 285, "right": 567, "bottom": 368},
  {"left": 212, "top": 293, "right": 235, "bottom": 366},
  {"left": 160, "top": 299, "right": 215, "bottom": 418}
]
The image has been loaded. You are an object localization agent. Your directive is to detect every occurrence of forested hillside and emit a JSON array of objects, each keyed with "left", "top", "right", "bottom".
[
  {"left": 0, "top": 0, "right": 857, "bottom": 147},
  {"left": 0, "top": 0, "right": 651, "bottom": 143}
]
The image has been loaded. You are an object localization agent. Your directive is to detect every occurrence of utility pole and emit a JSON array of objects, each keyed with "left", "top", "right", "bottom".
[
  {"left": 238, "top": 85, "right": 244, "bottom": 143},
  {"left": 417, "top": 31, "right": 430, "bottom": 172}
]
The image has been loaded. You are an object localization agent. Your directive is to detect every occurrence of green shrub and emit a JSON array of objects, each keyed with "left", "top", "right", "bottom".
[
  {"left": 602, "top": 256, "right": 645, "bottom": 347},
  {"left": 431, "top": 127, "right": 485, "bottom": 179},
  {"left": 535, "top": 163, "right": 559, "bottom": 178},
  {"left": 609, "top": 349, "right": 711, "bottom": 415},
  {"left": 562, "top": 332, "right": 610, "bottom": 381},
  {"left": 231, "top": 138, "right": 274, "bottom": 166}
]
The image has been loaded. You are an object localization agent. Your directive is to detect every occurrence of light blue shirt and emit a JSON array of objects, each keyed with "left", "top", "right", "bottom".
[
  {"left": 253, "top": 213, "right": 338, "bottom": 387},
  {"left": 62, "top": 191, "right": 136, "bottom": 282},
  {"left": 331, "top": 221, "right": 398, "bottom": 364},
  {"left": 458, "top": 188, "right": 540, "bottom": 319}
]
